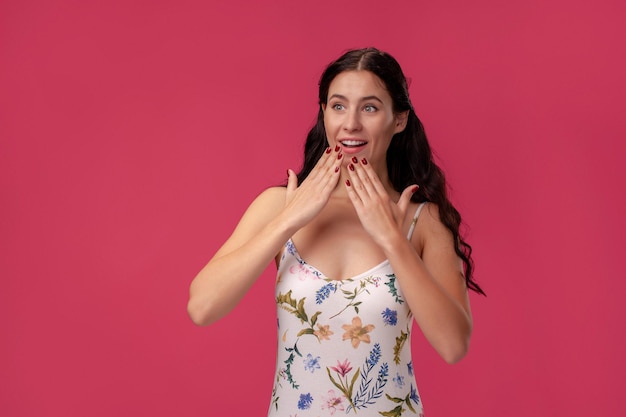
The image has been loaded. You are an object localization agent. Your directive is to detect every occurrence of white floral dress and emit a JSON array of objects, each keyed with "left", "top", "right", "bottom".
[{"left": 269, "top": 203, "right": 427, "bottom": 417}]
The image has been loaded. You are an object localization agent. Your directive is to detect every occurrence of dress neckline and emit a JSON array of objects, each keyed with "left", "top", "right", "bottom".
[{"left": 285, "top": 238, "right": 390, "bottom": 282}]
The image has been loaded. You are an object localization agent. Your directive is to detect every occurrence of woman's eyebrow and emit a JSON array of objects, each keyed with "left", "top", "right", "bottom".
[{"left": 328, "top": 93, "right": 384, "bottom": 103}]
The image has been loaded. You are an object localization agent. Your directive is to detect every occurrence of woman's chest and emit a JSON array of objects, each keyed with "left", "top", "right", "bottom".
[{"left": 291, "top": 211, "right": 386, "bottom": 281}]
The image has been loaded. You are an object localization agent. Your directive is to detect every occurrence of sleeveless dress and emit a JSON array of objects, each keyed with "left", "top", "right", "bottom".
[{"left": 269, "top": 203, "right": 427, "bottom": 417}]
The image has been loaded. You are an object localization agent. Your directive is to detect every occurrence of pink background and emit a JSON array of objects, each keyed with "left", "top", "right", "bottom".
[{"left": 2, "top": 0, "right": 625, "bottom": 416}]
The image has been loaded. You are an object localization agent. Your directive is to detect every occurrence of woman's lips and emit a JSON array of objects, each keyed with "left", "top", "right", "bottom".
[{"left": 339, "top": 139, "right": 367, "bottom": 154}]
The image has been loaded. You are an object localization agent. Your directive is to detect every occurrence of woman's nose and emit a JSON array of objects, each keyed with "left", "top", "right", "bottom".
[{"left": 343, "top": 109, "right": 362, "bottom": 131}]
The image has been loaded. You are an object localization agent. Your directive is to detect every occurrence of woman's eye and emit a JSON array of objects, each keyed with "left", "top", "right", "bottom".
[
  {"left": 364, "top": 105, "right": 377, "bottom": 112},
  {"left": 332, "top": 103, "right": 345, "bottom": 111}
]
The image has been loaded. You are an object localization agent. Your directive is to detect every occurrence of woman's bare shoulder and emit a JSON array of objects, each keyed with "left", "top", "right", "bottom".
[
  {"left": 411, "top": 202, "right": 454, "bottom": 246},
  {"left": 211, "top": 186, "right": 287, "bottom": 258},
  {"left": 250, "top": 186, "right": 286, "bottom": 210},
  {"left": 235, "top": 186, "right": 287, "bottom": 227}
]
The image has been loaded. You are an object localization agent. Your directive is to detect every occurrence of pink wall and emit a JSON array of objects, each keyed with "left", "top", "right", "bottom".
[{"left": 2, "top": 0, "right": 625, "bottom": 416}]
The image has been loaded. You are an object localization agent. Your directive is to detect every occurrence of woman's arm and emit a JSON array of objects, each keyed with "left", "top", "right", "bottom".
[
  {"left": 187, "top": 187, "right": 292, "bottom": 326},
  {"left": 344, "top": 159, "right": 472, "bottom": 364},
  {"left": 187, "top": 147, "right": 343, "bottom": 326},
  {"left": 382, "top": 205, "right": 472, "bottom": 364}
]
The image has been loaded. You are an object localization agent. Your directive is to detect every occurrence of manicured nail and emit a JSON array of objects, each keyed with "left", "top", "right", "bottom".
[
  {"left": 346, "top": 179, "right": 351, "bottom": 187},
  {"left": 337, "top": 152, "right": 343, "bottom": 159},
  {"left": 351, "top": 156, "right": 358, "bottom": 163},
  {"left": 348, "top": 163, "right": 355, "bottom": 171},
  {"left": 412, "top": 185, "right": 419, "bottom": 193},
  {"left": 334, "top": 145, "right": 340, "bottom": 152},
  {"left": 361, "top": 158, "right": 368, "bottom": 165},
  {"left": 334, "top": 166, "right": 340, "bottom": 173},
  {"left": 325, "top": 147, "right": 332, "bottom": 154}
]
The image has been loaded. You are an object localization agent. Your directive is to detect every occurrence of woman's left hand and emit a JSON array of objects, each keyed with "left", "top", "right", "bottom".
[{"left": 344, "top": 157, "right": 418, "bottom": 248}]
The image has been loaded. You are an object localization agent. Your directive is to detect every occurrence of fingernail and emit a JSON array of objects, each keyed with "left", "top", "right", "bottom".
[
  {"left": 361, "top": 158, "right": 368, "bottom": 165},
  {"left": 412, "top": 185, "right": 419, "bottom": 193},
  {"left": 334, "top": 145, "right": 340, "bottom": 152},
  {"left": 348, "top": 163, "right": 355, "bottom": 171},
  {"left": 334, "top": 166, "right": 340, "bottom": 173},
  {"left": 351, "top": 156, "right": 358, "bottom": 163},
  {"left": 346, "top": 179, "right": 351, "bottom": 187},
  {"left": 325, "top": 147, "right": 332, "bottom": 154},
  {"left": 338, "top": 152, "right": 343, "bottom": 159}
]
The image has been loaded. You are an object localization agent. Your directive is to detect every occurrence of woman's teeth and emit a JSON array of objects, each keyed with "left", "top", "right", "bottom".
[{"left": 340, "top": 140, "right": 366, "bottom": 148}]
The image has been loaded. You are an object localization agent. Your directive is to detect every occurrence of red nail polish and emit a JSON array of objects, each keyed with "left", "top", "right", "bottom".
[
  {"left": 334, "top": 166, "right": 340, "bottom": 173},
  {"left": 325, "top": 147, "right": 332, "bottom": 154},
  {"left": 361, "top": 158, "right": 368, "bottom": 165},
  {"left": 346, "top": 179, "right": 351, "bottom": 186},
  {"left": 338, "top": 152, "right": 343, "bottom": 159},
  {"left": 351, "top": 156, "right": 358, "bottom": 163},
  {"left": 412, "top": 186, "right": 419, "bottom": 193},
  {"left": 334, "top": 145, "right": 340, "bottom": 152},
  {"left": 349, "top": 163, "right": 355, "bottom": 171}
]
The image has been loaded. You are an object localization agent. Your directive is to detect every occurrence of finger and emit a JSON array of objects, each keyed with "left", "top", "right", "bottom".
[
  {"left": 305, "top": 147, "right": 331, "bottom": 181},
  {"left": 286, "top": 169, "right": 298, "bottom": 192},
  {"left": 344, "top": 178, "right": 363, "bottom": 208},
  {"left": 348, "top": 158, "right": 377, "bottom": 199},
  {"left": 398, "top": 184, "right": 419, "bottom": 215},
  {"left": 355, "top": 157, "right": 387, "bottom": 197},
  {"left": 346, "top": 161, "right": 370, "bottom": 201},
  {"left": 308, "top": 146, "right": 340, "bottom": 183}
]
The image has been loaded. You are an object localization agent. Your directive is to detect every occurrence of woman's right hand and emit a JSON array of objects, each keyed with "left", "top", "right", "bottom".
[
  {"left": 283, "top": 146, "right": 343, "bottom": 229},
  {"left": 188, "top": 146, "right": 342, "bottom": 326}
]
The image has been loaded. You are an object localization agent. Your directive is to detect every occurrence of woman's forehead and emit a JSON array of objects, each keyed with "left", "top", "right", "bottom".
[{"left": 328, "top": 70, "right": 390, "bottom": 99}]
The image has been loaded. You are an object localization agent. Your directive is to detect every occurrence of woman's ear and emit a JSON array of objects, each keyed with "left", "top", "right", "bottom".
[
  {"left": 394, "top": 111, "right": 409, "bottom": 133},
  {"left": 321, "top": 103, "right": 327, "bottom": 112}
]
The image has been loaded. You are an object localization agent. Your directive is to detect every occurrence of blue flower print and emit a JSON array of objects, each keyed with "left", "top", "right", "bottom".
[
  {"left": 286, "top": 240, "right": 297, "bottom": 256},
  {"left": 381, "top": 308, "right": 397, "bottom": 326},
  {"left": 367, "top": 343, "right": 382, "bottom": 367},
  {"left": 392, "top": 372, "right": 405, "bottom": 388},
  {"left": 298, "top": 393, "right": 313, "bottom": 410},
  {"left": 315, "top": 283, "right": 335, "bottom": 304},
  {"left": 303, "top": 354, "right": 321, "bottom": 373},
  {"left": 407, "top": 361, "right": 414, "bottom": 376},
  {"left": 410, "top": 384, "right": 420, "bottom": 405}
]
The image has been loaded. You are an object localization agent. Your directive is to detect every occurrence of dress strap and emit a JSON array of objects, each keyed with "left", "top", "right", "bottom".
[{"left": 406, "top": 202, "right": 427, "bottom": 240}]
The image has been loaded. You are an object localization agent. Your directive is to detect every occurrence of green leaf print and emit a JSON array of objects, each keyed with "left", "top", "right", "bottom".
[
  {"left": 276, "top": 290, "right": 323, "bottom": 341},
  {"left": 385, "top": 274, "right": 404, "bottom": 304},
  {"left": 379, "top": 405, "right": 405, "bottom": 417},
  {"left": 297, "top": 328, "right": 315, "bottom": 337},
  {"left": 310, "top": 311, "right": 320, "bottom": 326},
  {"left": 329, "top": 277, "right": 377, "bottom": 319},
  {"left": 393, "top": 327, "right": 410, "bottom": 365},
  {"left": 283, "top": 341, "right": 302, "bottom": 389},
  {"left": 379, "top": 390, "right": 418, "bottom": 416}
]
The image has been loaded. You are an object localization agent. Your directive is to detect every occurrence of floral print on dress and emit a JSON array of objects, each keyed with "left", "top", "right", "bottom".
[
  {"left": 303, "top": 354, "right": 321, "bottom": 373},
  {"left": 321, "top": 389, "right": 345, "bottom": 415},
  {"left": 270, "top": 229, "right": 426, "bottom": 416},
  {"left": 382, "top": 308, "right": 398, "bottom": 326},
  {"left": 297, "top": 393, "right": 313, "bottom": 410},
  {"left": 341, "top": 316, "right": 375, "bottom": 348}
]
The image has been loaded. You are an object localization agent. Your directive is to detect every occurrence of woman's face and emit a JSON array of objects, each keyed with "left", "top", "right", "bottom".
[{"left": 322, "top": 70, "right": 407, "bottom": 177}]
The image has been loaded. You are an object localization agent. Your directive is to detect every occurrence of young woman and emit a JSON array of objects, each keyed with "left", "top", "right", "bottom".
[{"left": 188, "top": 48, "right": 485, "bottom": 416}]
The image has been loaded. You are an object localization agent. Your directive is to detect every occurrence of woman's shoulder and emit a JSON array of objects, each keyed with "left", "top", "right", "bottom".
[
  {"left": 411, "top": 202, "right": 455, "bottom": 246},
  {"left": 222, "top": 186, "right": 287, "bottom": 242},
  {"left": 254, "top": 186, "right": 287, "bottom": 205},
  {"left": 242, "top": 186, "right": 287, "bottom": 217},
  {"left": 412, "top": 202, "right": 444, "bottom": 230}
]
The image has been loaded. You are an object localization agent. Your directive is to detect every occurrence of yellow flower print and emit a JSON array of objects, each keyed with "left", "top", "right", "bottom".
[
  {"left": 314, "top": 323, "right": 334, "bottom": 341},
  {"left": 341, "top": 316, "right": 375, "bottom": 348}
]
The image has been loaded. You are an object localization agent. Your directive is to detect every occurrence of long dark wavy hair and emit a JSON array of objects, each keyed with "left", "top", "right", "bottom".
[{"left": 296, "top": 47, "right": 485, "bottom": 295}]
